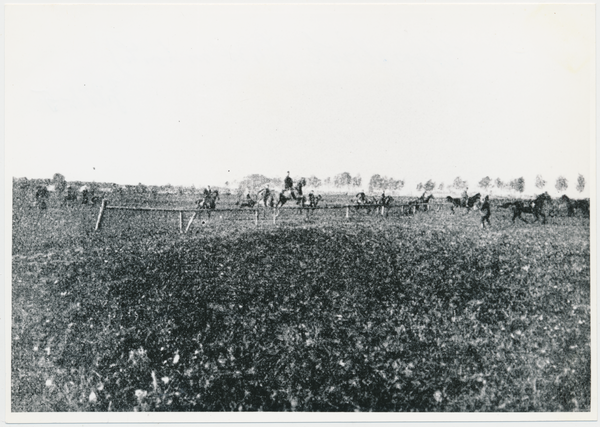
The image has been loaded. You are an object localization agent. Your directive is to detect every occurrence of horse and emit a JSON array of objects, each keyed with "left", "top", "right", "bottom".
[
  {"left": 409, "top": 194, "right": 434, "bottom": 212},
  {"left": 255, "top": 185, "right": 300, "bottom": 219},
  {"left": 236, "top": 194, "right": 257, "bottom": 208},
  {"left": 446, "top": 193, "right": 481, "bottom": 213},
  {"left": 353, "top": 193, "right": 379, "bottom": 215},
  {"left": 560, "top": 195, "right": 590, "bottom": 218},
  {"left": 273, "top": 179, "right": 306, "bottom": 210},
  {"left": 296, "top": 193, "right": 323, "bottom": 217},
  {"left": 196, "top": 190, "right": 220, "bottom": 219},
  {"left": 500, "top": 192, "right": 552, "bottom": 224},
  {"left": 297, "top": 193, "right": 322, "bottom": 209},
  {"left": 62, "top": 186, "right": 78, "bottom": 207}
]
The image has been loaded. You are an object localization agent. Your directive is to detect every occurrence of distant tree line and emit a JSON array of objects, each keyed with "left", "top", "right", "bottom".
[{"left": 14, "top": 171, "right": 588, "bottom": 200}]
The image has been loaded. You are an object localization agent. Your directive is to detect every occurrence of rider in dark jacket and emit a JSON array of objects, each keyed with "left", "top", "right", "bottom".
[
  {"left": 284, "top": 172, "right": 296, "bottom": 199},
  {"left": 284, "top": 172, "right": 293, "bottom": 190}
]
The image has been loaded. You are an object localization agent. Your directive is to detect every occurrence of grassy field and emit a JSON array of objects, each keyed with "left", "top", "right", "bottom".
[{"left": 11, "top": 191, "right": 591, "bottom": 412}]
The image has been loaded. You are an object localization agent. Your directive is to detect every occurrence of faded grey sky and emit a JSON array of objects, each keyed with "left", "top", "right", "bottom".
[{"left": 5, "top": 4, "right": 594, "bottom": 195}]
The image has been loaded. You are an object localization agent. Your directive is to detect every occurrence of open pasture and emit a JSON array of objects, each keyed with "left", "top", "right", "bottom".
[{"left": 11, "top": 191, "right": 591, "bottom": 412}]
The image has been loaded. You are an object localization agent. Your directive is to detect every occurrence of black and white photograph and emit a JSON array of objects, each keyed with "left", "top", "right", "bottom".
[{"left": 5, "top": 2, "right": 595, "bottom": 424}]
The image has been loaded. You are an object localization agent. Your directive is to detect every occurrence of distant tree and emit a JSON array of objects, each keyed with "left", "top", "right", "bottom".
[
  {"left": 307, "top": 175, "right": 322, "bottom": 188},
  {"left": 368, "top": 174, "right": 382, "bottom": 192},
  {"left": 452, "top": 176, "right": 468, "bottom": 190},
  {"left": 14, "top": 177, "right": 30, "bottom": 191},
  {"left": 416, "top": 182, "right": 423, "bottom": 191},
  {"left": 535, "top": 175, "right": 546, "bottom": 190},
  {"left": 390, "top": 178, "right": 404, "bottom": 192},
  {"left": 238, "top": 174, "right": 271, "bottom": 192},
  {"left": 424, "top": 180, "right": 436, "bottom": 192},
  {"left": 438, "top": 182, "right": 444, "bottom": 191},
  {"left": 323, "top": 177, "right": 332, "bottom": 187},
  {"left": 352, "top": 174, "right": 362, "bottom": 188},
  {"left": 52, "top": 173, "right": 67, "bottom": 194},
  {"left": 509, "top": 177, "right": 525, "bottom": 193},
  {"left": 478, "top": 176, "right": 491, "bottom": 191},
  {"left": 137, "top": 183, "right": 147, "bottom": 194},
  {"left": 576, "top": 174, "right": 585, "bottom": 193},
  {"left": 369, "top": 175, "right": 403, "bottom": 192},
  {"left": 495, "top": 178, "right": 504, "bottom": 189},
  {"left": 334, "top": 172, "right": 352, "bottom": 189},
  {"left": 555, "top": 176, "right": 568, "bottom": 193}
]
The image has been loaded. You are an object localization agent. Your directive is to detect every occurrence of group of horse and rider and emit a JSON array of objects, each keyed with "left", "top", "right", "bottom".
[
  {"left": 195, "top": 173, "right": 577, "bottom": 228},
  {"left": 198, "top": 172, "right": 322, "bottom": 215}
]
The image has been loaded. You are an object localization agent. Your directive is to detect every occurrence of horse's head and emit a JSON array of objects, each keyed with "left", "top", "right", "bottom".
[{"left": 446, "top": 196, "right": 454, "bottom": 202}]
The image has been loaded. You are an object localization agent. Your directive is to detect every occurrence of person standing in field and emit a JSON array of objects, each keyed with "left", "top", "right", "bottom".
[
  {"left": 204, "top": 185, "right": 212, "bottom": 197},
  {"left": 35, "top": 185, "right": 49, "bottom": 210},
  {"left": 262, "top": 184, "right": 271, "bottom": 206},
  {"left": 81, "top": 186, "right": 89, "bottom": 205},
  {"left": 480, "top": 195, "right": 491, "bottom": 228}
]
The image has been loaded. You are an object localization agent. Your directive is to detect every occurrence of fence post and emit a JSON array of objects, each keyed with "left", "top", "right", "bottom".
[
  {"left": 179, "top": 211, "right": 183, "bottom": 233},
  {"left": 346, "top": 206, "right": 349, "bottom": 218},
  {"left": 255, "top": 209, "right": 259, "bottom": 226},
  {"left": 185, "top": 212, "right": 197, "bottom": 233},
  {"left": 94, "top": 199, "right": 108, "bottom": 231},
  {"left": 381, "top": 206, "right": 385, "bottom": 217}
]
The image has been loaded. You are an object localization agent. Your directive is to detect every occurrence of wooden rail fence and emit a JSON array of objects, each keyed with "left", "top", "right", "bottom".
[{"left": 94, "top": 199, "right": 445, "bottom": 232}]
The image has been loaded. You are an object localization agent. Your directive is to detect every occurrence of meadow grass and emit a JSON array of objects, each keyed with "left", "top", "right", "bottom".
[{"left": 11, "top": 193, "right": 590, "bottom": 411}]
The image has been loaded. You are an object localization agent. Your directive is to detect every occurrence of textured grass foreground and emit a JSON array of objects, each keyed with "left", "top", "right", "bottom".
[{"left": 12, "top": 223, "right": 590, "bottom": 412}]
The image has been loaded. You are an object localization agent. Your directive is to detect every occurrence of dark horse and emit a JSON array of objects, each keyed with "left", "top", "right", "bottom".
[
  {"left": 297, "top": 193, "right": 323, "bottom": 217},
  {"left": 500, "top": 192, "right": 552, "bottom": 224},
  {"left": 354, "top": 195, "right": 379, "bottom": 214},
  {"left": 409, "top": 194, "right": 435, "bottom": 212},
  {"left": 237, "top": 194, "right": 257, "bottom": 208},
  {"left": 446, "top": 193, "right": 481, "bottom": 213},
  {"left": 196, "top": 190, "right": 220, "bottom": 219},
  {"left": 560, "top": 195, "right": 590, "bottom": 218}
]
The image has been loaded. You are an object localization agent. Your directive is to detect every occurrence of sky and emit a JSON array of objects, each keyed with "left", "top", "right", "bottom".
[{"left": 5, "top": 3, "right": 595, "bottom": 196}]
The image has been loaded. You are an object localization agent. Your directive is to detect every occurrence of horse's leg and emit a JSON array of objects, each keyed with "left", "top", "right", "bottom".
[{"left": 517, "top": 212, "right": 528, "bottom": 223}]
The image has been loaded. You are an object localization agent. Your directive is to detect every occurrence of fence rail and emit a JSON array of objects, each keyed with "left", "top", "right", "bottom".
[{"left": 95, "top": 199, "right": 446, "bottom": 232}]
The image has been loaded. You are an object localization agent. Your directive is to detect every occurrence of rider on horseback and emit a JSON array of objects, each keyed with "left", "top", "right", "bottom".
[{"left": 284, "top": 171, "right": 296, "bottom": 200}]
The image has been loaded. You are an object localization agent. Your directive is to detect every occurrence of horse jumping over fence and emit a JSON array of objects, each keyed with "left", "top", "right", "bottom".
[
  {"left": 409, "top": 194, "right": 434, "bottom": 213},
  {"left": 446, "top": 193, "right": 481, "bottom": 213},
  {"left": 500, "top": 192, "right": 552, "bottom": 224},
  {"left": 237, "top": 194, "right": 257, "bottom": 208},
  {"left": 353, "top": 193, "right": 379, "bottom": 214}
]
